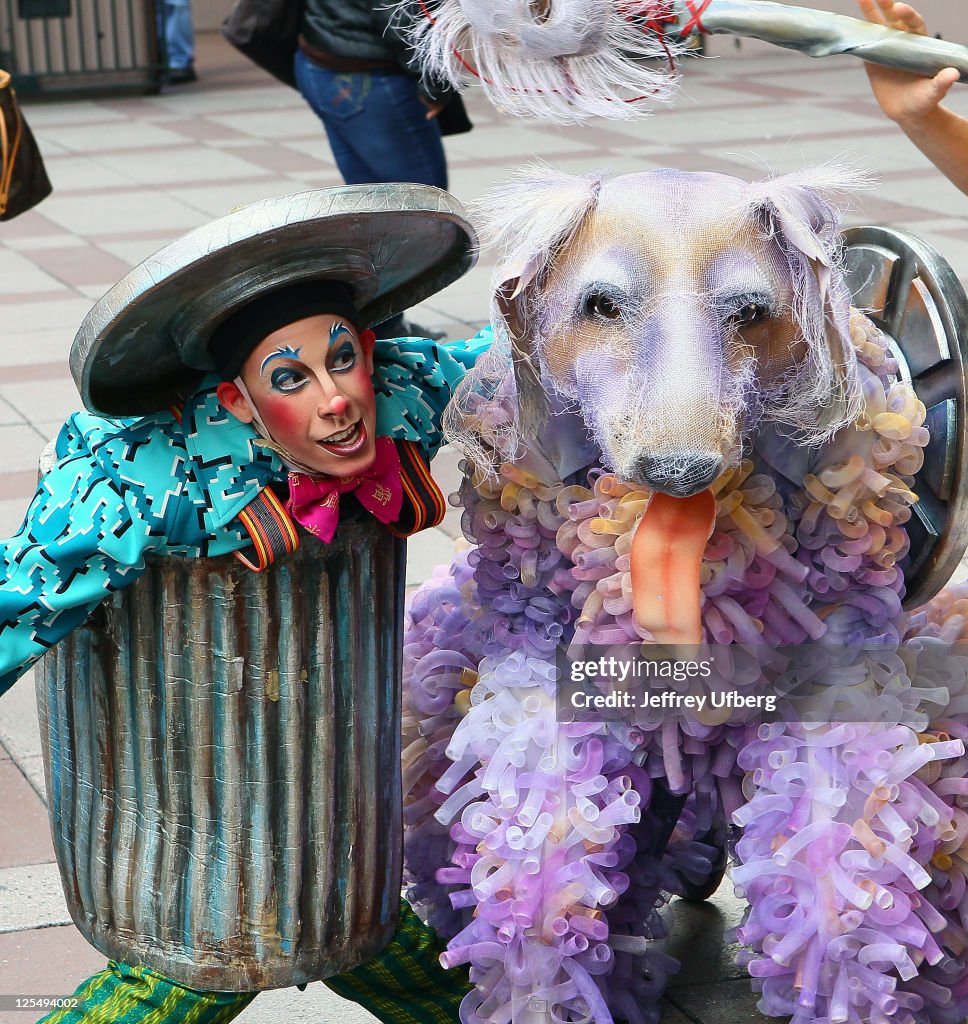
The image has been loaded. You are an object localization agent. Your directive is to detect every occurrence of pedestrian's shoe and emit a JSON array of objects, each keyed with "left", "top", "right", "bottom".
[{"left": 167, "top": 66, "right": 197, "bottom": 85}]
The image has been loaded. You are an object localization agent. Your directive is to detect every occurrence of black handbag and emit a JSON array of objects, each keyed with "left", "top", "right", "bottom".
[
  {"left": 436, "top": 93, "right": 473, "bottom": 137},
  {"left": 0, "top": 69, "right": 52, "bottom": 221},
  {"left": 222, "top": 0, "right": 303, "bottom": 88}
]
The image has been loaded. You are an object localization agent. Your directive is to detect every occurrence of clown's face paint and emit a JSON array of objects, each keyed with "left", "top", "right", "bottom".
[{"left": 236, "top": 314, "right": 377, "bottom": 477}]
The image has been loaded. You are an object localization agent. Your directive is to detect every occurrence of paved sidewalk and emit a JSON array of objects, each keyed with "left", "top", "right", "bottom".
[{"left": 1, "top": 27, "right": 968, "bottom": 1024}]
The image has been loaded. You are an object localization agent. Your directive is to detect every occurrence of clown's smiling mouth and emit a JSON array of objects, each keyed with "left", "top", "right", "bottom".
[{"left": 318, "top": 421, "right": 367, "bottom": 456}]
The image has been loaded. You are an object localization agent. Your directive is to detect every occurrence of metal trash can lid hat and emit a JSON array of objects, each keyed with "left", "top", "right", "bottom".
[{"left": 70, "top": 183, "right": 478, "bottom": 416}]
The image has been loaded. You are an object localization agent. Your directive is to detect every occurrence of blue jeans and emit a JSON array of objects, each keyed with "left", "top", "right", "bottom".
[
  {"left": 294, "top": 49, "right": 447, "bottom": 190},
  {"left": 162, "top": 0, "right": 194, "bottom": 69}
]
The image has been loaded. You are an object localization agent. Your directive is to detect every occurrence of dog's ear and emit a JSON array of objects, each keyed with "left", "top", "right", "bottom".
[
  {"left": 470, "top": 164, "right": 604, "bottom": 441},
  {"left": 494, "top": 264, "right": 549, "bottom": 443},
  {"left": 747, "top": 166, "right": 870, "bottom": 442}
]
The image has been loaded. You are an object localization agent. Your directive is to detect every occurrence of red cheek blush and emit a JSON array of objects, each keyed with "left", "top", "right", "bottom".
[{"left": 258, "top": 395, "right": 306, "bottom": 438}]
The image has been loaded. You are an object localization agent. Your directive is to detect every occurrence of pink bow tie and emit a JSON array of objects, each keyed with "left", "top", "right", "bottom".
[{"left": 286, "top": 436, "right": 403, "bottom": 543}]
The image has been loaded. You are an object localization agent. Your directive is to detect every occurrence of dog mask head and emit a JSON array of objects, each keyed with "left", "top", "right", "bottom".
[{"left": 458, "top": 165, "right": 865, "bottom": 497}]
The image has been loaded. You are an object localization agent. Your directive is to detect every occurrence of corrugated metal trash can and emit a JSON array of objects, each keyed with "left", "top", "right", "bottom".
[
  {"left": 1, "top": 0, "right": 164, "bottom": 96},
  {"left": 36, "top": 516, "right": 406, "bottom": 991}
]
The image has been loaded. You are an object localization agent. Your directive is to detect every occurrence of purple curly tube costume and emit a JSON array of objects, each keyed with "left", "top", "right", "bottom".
[{"left": 401, "top": 309, "right": 968, "bottom": 1024}]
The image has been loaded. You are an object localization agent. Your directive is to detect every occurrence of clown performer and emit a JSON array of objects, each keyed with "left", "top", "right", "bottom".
[{"left": 0, "top": 184, "right": 490, "bottom": 1024}]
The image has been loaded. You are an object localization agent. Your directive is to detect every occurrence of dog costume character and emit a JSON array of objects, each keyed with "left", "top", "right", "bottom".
[
  {"left": 401, "top": 166, "right": 968, "bottom": 1024},
  {"left": 1, "top": 185, "right": 490, "bottom": 1024}
]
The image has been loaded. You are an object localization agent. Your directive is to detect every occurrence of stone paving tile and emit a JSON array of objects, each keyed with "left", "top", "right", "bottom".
[
  {"left": 657, "top": 1002, "right": 696, "bottom": 1024},
  {"left": 0, "top": 381, "right": 84, "bottom": 440},
  {"left": 873, "top": 174, "right": 968, "bottom": 222},
  {"left": 0, "top": 211, "right": 65, "bottom": 241},
  {"left": 12, "top": 760, "right": 47, "bottom": 807},
  {"left": 0, "top": 475, "right": 39, "bottom": 503},
  {"left": 0, "top": 501, "right": 27, "bottom": 539},
  {"left": 0, "top": 400, "right": 25, "bottom": 428},
  {"left": 21, "top": 246, "right": 135, "bottom": 291},
  {"left": 0, "top": 863, "right": 72, "bottom": 933},
  {"left": 667, "top": 978, "right": 765, "bottom": 1024},
  {"left": 204, "top": 110, "right": 323, "bottom": 141},
  {"left": 144, "top": 86, "right": 299, "bottom": 117},
  {"left": 40, "top": 155, "right": 142, "bottom": 193},
  {"left": 213, "top": 143, "right": 331, "bottom": 176},
  {"left": 0, "top": 363, "right": 71, "bottom": 386},
  {"left": 0, "top": 426, "right": 54, "bottom": 475},
  {"left": 0, "top": 673, "right": 42, "bottom": 768},
  {"left": 156, "top": 117, "right": 247, "bottom": 143},
  {"left": 269, "top": 137, "right": 340, "bottom": 165},
  {"left": 659, "top": 886, "right": 748, "bottom": 990},
  {"left": 21, "top": 102, "right": 130, "bottom": 128},
  {"left": 37, "top": 191, "right": 209, "bottom": 238},
  {"left": 167, "top": 181, "right": 322, "bottom": 219},
  {"left": 721, "top": 132, "right": 930, "bottom": 176},
  {"left": 0, "top": 299, "right": 95, "bottom": 337},
  {"left": 405, "top": 527, "right": 459, "bottom": 588},
  {"left": 0, "top": 763, "right": 54, "bottom": 870},
  {"left": 0, "top": 253, "right": 63, "bottom": 298},
  {"left": 73, "top": 285, "right": 114, "bottom": 302},
  {"left": 235, "top": 983, "right": 380, "bottom": 1024},
  {"left": 32, "top": 121, "right": 191, "bottom": 155},
  {"left": 103, "top": 147, "right": 274, "bottom": 187},
  {"left": 444, "top": 123, "right": 599, "bottom": 160},
  {"left": 94, "top": 233, "right": 198, "bottom": 267},
  {"left": 0, "top": 926, "right": 105, "bottom": 1020},
  {"left": 0, "top": 291, "right": 73, "bottom": 307},
  {"left": 3, "top": 235, "right": 86, "bottom": 253}
]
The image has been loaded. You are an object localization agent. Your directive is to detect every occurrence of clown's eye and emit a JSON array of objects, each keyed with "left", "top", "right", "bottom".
[
  {"left": 329, "top": 342, "right": 357, "bottom": 373},
  {"left": 729, "top": 301, "right": 770, "bottom": 327},
  {"left": 270, "top": 367, "right": 308, "bottom": 393},
  {"left": 583, "top": 292, "right": 622, "bottom": 321}
]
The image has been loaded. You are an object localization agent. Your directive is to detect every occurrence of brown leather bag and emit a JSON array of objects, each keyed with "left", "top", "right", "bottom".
[{"left": 0, "top": 69, "right": 53, "bottom": 221}]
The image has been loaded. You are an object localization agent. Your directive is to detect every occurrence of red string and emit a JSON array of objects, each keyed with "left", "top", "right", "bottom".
[
  {"left": 634, "top": 1, "right": 679, "bottom": 77},
  {"left": 680, "top": 0, "right": 713, "bottom": 36}
]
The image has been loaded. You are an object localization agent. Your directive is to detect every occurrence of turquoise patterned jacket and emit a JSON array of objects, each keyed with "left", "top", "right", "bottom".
[{"left": 0, "top": 331, "right": 490, "bottom": 696}]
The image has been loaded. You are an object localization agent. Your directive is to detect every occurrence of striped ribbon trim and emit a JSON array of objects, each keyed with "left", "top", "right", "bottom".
[
  {"left": 232, "top": 440, "right": 444, "bottom": 571},
  {"left": 233, "top": 486, "right": 300, "bottom": 572},
  {"left": 388, "top": 439, "right": 446, "bottom": 539}
]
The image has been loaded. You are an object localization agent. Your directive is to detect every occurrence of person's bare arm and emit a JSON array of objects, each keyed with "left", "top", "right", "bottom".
[{"left": 857, "top": 0, "right": 968, "bottom": 195}]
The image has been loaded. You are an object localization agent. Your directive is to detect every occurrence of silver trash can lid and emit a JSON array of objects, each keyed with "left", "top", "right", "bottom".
[{"left": 70, "top": 183, "right": 478, "bottom": 416}]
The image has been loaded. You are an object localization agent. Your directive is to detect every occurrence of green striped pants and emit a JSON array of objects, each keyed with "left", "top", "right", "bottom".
[{"left": 40, "top": 901, "right": 469, "bottom": 1024}]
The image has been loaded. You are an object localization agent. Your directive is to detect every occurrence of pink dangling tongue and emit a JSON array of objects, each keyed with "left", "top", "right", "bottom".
[{"left": 629, "top": 489, "right": 716, "bottom": 645}]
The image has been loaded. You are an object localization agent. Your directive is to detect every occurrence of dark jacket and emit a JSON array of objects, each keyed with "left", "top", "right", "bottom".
[{"left": 301, "top": 0, "right": 449, "bottom": 101}]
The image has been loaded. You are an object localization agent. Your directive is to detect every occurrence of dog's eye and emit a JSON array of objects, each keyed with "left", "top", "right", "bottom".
[
  {"left": 583, "top": 293, "right": 622, "bottom": 321},
  {"left": 729, "top": 302, "right": 770, "bottom": 327}
]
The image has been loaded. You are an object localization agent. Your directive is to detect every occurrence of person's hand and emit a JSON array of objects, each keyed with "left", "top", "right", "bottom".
[
  {"left": 420, "top": 95, "right": 447, "bottom": 120},
  {"left": 857, "top": 0, "right": 959, "bottom": 124},
  {"left": 856, "top": 0, "right": 968, "bottom": 194}
]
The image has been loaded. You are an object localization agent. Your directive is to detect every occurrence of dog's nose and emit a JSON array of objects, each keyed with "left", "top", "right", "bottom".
[{"left": 630, "top": 454, "right": 724, "bottom": 497}]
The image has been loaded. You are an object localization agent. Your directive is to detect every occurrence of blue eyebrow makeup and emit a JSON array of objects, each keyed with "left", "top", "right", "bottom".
[
  {"left": 260, "top": 345, "right": 303, "bottom": 375},
  {"left": 328, "top": 320, "right": 353, "bottom": 346}
]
